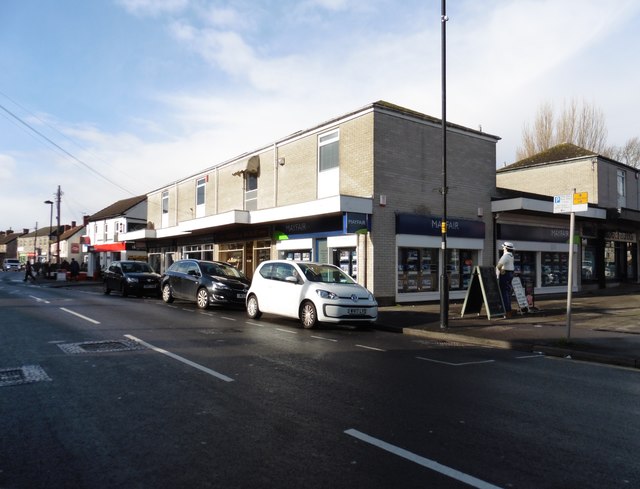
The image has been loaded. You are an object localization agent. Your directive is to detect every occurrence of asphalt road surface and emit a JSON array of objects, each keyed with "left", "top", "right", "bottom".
[{"left": 1, "top": 273, "right": 638, "bottom": 488}]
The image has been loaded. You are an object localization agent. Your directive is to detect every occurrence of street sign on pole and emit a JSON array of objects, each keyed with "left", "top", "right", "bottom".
[
  {"left": 553, "top": 192, "right": 588, "bottom": 213},
  {"left": 553, "top": 194, "right": 572, "bottom": 214}
]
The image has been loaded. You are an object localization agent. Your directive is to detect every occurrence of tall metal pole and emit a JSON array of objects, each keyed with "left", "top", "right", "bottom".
[
  {"left": 56, "top": 185, "right": 62, "bottom": 266},
  {"left": 33, "top": 222, "right": 38, "bottom": 263},
  {"left": 45, "top": 199, "right": 54, "bottom": 262},
  {"left": 439, "top": 0, "right": 449, "bottom": 329}
]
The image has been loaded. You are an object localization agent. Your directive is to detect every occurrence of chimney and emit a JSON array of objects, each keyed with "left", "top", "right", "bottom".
[
  {"left": 0, "top": 231, "right": 5, "bottom": 237},
  {"left": 7, "top": 229, "right": 13, "bottom": 234},
  {"left": 23, "top": 228, "right": 29, "bottom": 234},
  {"left": 83, "top": 215, "right": 90, "bottom": 226},
  {"left": 71, "top": 221, "right": 77, "bottom": 228}
]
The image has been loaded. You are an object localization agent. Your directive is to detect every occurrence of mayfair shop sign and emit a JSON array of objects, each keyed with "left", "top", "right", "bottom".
[{"left": 395, "top": 213, "right": 485, "bottom": 239}]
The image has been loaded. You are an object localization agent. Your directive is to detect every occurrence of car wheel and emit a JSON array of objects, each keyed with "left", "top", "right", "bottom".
[
  {"left": 246, "top": 294, "right": 262, "bottom": 319},
  {"left": 196, "top": 287, "right": 210, "bottom": 309},
  {"left": 162, "top": 284, "right": 174, "bottom": 303},
  {"left": 103, "top": 282, "right": 111, "bottom": 295},
  {"left": 300, "top": 301, "right": 318, "bottom": 329}
]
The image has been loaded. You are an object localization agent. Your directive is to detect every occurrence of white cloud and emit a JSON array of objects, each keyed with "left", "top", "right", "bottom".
[
  {"left": 0, "top": 154, "right": 16, "bottom": 181},
  {"left": 115, "top": 0, "right": 188, "bottom": 16}
]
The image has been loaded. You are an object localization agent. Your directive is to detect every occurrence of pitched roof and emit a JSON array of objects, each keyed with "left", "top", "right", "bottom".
[
  {"left": 499, "top": 143, "right": 597, "bottom": 172},
  {"left": 88, "top": 195, "right": 147, "bottom": 221},
  {"left": 59, "top": 225, "right": 85, "bottom": 241}
]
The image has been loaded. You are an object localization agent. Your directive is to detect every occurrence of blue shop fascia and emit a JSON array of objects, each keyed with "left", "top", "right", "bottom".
[{"left": 395, "top": 213, "right": 486, "bottom": 302}]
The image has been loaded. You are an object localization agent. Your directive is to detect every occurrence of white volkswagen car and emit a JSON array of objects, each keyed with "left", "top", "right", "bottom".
[{"left": 246, "top": 261, "right": 378, "bottom": 329}]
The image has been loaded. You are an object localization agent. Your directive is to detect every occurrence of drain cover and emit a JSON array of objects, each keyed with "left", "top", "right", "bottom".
[
  {"left": 57, "top": 339, "right": 145, "bottom": 354},
  {"left": 0, "top": 365, "right": 51, "bottom": 387}
]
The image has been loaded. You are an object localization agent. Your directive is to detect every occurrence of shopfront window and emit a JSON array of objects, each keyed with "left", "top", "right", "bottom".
[
  {"left": 541, "top": 251, "right": 568, "bottom": 287},
  {"left": 605, "top": 241, "right": 620, "bottom": 280},
  {"left": 279, "top": 250, "right": 312, "bottom": 261},
  {"left": 219, "top": 242, "right": 245, "bottom": 271},
  {"left": 183, "top": 244, "right": 214, "bottom": 261},
  {"left": 582, "top": 245, "right": 597, "bottom": 282},
  {"left": 513, "top": 250, "right": 536, "bottom": 296},
  {"left": 397, "top": 248, "right": 438, "bottom": 293},
  {"left": 446, "top": 249, "right": 476, "bottom": 290}
]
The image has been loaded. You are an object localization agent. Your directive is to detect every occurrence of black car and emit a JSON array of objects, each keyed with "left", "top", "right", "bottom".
[
  {"left": 103, "top": 261, "right": 161, "bottom": 298},
  {"left": 161, "top": 259, "right": 249, "bottom": 309}
]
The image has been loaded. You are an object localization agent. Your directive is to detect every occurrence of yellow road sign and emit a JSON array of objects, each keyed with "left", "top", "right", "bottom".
[{"left": 573, "top": 192, "right": 588, "bottom": 204}]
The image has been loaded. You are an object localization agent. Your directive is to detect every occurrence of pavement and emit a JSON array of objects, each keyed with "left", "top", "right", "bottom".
[
  {"left": 378, "top": 285, "right": 640, "bottom": 369},
  {"left": 18, "top": 274, "right": 640, "bottom": 369}
]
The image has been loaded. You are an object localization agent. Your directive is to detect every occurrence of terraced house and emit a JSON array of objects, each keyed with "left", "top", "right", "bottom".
[{"left": 121, "top": 101, "right": 499, "bottom": 305}]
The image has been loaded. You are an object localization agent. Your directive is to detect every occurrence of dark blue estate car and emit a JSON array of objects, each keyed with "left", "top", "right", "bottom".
[{"left": 160, "top": 259, "right": 250, "bottom": 309}]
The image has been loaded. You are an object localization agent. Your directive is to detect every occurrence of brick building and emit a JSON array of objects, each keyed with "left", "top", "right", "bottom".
[{"left": 124, "top": 101, "right": 499, "bottom": 305}]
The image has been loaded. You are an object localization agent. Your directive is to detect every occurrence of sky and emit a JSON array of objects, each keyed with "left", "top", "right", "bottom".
[{"left": 1, "top": 0, "right": 639, "bottom": 232}]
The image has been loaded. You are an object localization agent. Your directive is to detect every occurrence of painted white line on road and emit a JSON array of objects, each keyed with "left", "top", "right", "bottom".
[
  {"left": 246, "top": 322, "right": 264, "bottom": 327},
  {"left": 311, "top": 335, "right": 338, "bottom": 342},
  {"left": 344, "top": 429, "right": 504, "bottom": 489},
  {"left": 181, "top": 308, "right": 195, "bottom": 312},
  {"left": 29, "top": 295, "right": 50, "bottom": 304},
  {"left": 355, "top": 344, "right": 386, "bottom": 352},
  {"left": 220, "top": 316, "right": 236, "bottom": 321},
  {"left": 276, "top": 328, "right": 298, "bottom": 334},
  {"left": 416, "top": 356, "right": 495, "bottom": 367},
  {"left": 59, "top": 307, "right": 101, "bottom": 324},
  {"left": 124, "top": 334, "right": 234, "bottom": 383},
  {"left": 516, "top": 354, "right": 545, "bottom": 359}
]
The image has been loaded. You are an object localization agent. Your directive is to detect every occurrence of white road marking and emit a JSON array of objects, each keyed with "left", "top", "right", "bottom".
[
  {"left": 276, "top": 328, "right": 298, "bottom": 334},
  {"left": 59, "top": 307, "right": 101, "bottom": 324},
  {"left": 311, "top": 335, "right": 338, "bottom": 342},
  {"left": 344, "top": 429, "right": 504, "bottom": 489},
  {"left": 220, "top": 316, "right": 236, "bottom": 321},
  {"left": 356, "top": 344, "right": 386, "bottom": 352},
  {"left": 246, "top": 322, "right": 263, "bottom": 327},
  {"left": 29, "top": 295, "right": 50, "bottom": 304},
  {"left": 416, "top": 356, "right": 495, "bottom": 366},
  {"left": 124, "top": 334, "right": 234, "bottom": 383},
  {"left": 516, "top": 354, "right": 545, "bottom": 359}
]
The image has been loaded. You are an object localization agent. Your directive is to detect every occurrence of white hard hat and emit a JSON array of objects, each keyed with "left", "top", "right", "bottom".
[{"left": 502, "top": 242, "right": 514, "bottom": 250}]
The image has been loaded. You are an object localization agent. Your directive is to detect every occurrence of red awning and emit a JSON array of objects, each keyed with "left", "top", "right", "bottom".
[{"left": 93, "top": 242, "right": 126, "bottom": 252}]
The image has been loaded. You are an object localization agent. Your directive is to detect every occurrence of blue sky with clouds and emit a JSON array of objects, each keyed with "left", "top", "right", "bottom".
[{"left": 1, "top": 0, "right": 639, "bottom": 231}]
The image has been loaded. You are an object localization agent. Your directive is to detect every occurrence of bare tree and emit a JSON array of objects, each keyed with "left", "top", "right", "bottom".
[
  {"left": 516, "top": 99, "right": 609, "bottom": 161},
  {"left": 606, "top": 137, "right": 640, "bottom": 168}
]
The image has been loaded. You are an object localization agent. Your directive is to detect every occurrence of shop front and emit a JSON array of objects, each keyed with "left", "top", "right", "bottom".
[
  {"left": 497, "top": 223, "right": 573, "bottom": 298},
  {"left": 274, "top": 212, "right": 370, "bottom": 282},
  {"left": 581, "top": 224, "right": 637, "bottom": 287},
  {"left": 395, "top": 214, "right": 486, "bottom": 302}
]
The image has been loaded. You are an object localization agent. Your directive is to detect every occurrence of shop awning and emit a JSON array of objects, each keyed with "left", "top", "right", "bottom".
[
  {"left": 93, "top": 242, "right": 127, "bottom": 252},
  {"left": 232, "top": 155, "right": 260, "bottom": 176}
]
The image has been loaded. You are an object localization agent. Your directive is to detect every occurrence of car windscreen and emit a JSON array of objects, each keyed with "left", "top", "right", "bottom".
[
  {"left": 122, "top": 262, "right": 154, "bottom": 273},
  {"left": 298, "top": 264, "right": 355, "bottom": 284},
  {"left": 201, "top": 262, "right": 244, "bottom": 279}
]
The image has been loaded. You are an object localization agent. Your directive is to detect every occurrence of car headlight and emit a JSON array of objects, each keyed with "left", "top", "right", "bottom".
[
  {"left": 212, "top": 282, "right": 230, "bottom": 290},
  {"left": 316, "top": 289, "right": 338, "bottom": 300},
  {"left": 126, "top": 277, "right": 139, "bottom": 283}
]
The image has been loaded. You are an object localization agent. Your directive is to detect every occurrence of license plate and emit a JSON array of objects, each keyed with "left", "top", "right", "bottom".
[
  {"left": 348, "top": 308, "right": 366, "bottom": 315},
  {"left": 237, "top": 293, "right": 246, "bottom": 299},
  {"left": 143, "top": 284, "right": 157, "bottom": 289}
]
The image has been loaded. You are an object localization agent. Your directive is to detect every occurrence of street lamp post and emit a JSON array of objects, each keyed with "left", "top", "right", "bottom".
[{"left": 44, "top": 200, "right": 54, "bottom": 263}]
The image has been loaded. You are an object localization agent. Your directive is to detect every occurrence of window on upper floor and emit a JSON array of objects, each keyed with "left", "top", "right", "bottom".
[
  {"left": 245, "top": 173, "right": 258, "bottom": 211},
  {"left": 617, "top": 169, "right": 626, "bottom": 208},
  {"left": 318, "top": 130, "right": 339, "bottom": 198},
  {"left": 161, "top": 190, "right": 169, "bottom": 227},
  {"left": 196, "top": 177, "right": 206, "bottom": 218}
]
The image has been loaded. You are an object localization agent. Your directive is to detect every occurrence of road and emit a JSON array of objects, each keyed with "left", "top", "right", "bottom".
[{"left": 1, "top": 273, "right": 638, "bottom": 488}]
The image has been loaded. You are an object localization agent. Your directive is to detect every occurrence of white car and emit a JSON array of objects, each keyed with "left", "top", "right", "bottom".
[{"left": 246, "top": 261, "right": 378, "bottom": 329}]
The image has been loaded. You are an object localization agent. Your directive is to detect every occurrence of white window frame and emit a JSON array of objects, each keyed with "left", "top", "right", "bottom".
[
  {"left": 617, "top": 169, "right": 626, "bottom": 209},
  {"left": 317, "top": 130, "right": 339, "bottom": 198},
  {"left": 196, "top": 177, "right": 206, "bottom": 218},
  {"left": 161, "top": 190, "right": 169, "bottom": 228},
  {"left": 245, "top": 173, "right": 258, "bottom": 211}
]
